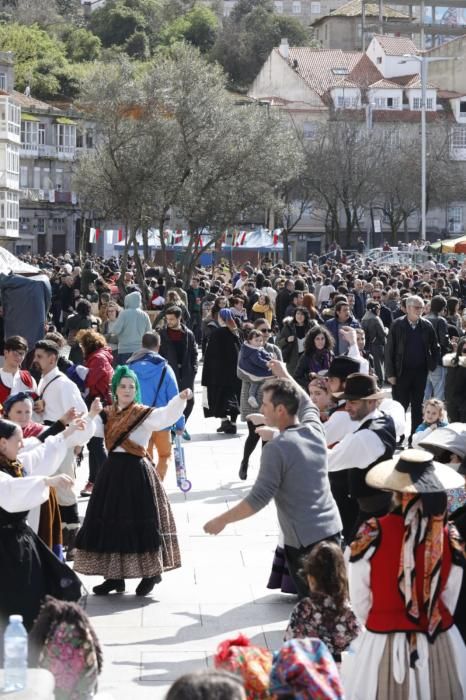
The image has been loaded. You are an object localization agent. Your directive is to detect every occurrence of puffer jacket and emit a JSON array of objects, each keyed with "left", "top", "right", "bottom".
[{"left": 85, "top": 346, "right": 114, "bottom": 404}]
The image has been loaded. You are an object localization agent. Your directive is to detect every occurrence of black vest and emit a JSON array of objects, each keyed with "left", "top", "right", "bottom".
[{"left": 348, "top": 412, "right": 396, "bottom": 499}]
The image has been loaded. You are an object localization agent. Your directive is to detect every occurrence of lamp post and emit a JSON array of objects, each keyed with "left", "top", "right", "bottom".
[{"left": 401, "top": 54, "right": 457, "bottom": 241}]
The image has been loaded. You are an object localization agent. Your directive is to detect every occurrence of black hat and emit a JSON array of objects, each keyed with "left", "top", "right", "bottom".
[
  {"left": 333, "top": 373, "right": 385, "bottom": 400},
  {"left": 324, "top": 356, "right": 360, "bottom": 380}
]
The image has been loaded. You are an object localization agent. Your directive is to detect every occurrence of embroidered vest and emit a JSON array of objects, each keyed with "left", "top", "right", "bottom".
[{"left": 0, "top": 371, "right": 34, "bottom": 408}]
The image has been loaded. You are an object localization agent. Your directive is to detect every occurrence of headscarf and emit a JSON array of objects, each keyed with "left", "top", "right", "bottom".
[
  {"left": 214, "top": 634, "right": 273, "bottom": 700},
  {"left": 270, "top": 638, "right": 344, "bottom": 700},
  {"left": 111, "top": 365, "right": 141, "bottom": 404},
  {"left": 2, "top": 391, "right": 36, "bottom": 417}
]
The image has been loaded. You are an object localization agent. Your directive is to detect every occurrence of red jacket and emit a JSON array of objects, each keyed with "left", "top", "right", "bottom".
[
  {"left": 366, "top": 514, "right": 453, "bottom": 634},
  {"left": 85, "top": 347, "right": 113, "bottom": 405}
]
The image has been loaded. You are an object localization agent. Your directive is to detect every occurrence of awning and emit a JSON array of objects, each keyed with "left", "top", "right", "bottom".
[
  {"left": 55, "top": 117, "right": 77, "bottom": 126},
  {"left": 442, "top": 235, "right": 466, "bottom": 253},
  {"left": 21, "top": 113, "right": 39, "bottom": 122}
]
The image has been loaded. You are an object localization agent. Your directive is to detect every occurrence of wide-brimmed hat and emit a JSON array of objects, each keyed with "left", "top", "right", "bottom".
[
  {"left": 322, "top": 355, "right": 360, "bottom": 379},
  {"left": 333, "top": 373, "right": 385, "bottom": 400},
  {"left": 366, "top": 448, "right": 465, "bottom": 494},
  {"left": 418, "top": 423, "right": 466, "bottom": 462}
]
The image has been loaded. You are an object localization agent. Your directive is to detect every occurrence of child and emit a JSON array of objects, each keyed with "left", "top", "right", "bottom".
[
  {"left": 284, "top": 541, "right": 360, "bottom": 662},
  {"left": 238, "top": 329, "right": 273, "bottom": 408},
  {"left": 412, "top": 398, "right": 448, "bottom": 446}
]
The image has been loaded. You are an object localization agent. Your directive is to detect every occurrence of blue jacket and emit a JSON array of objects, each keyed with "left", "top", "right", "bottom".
[
  {"left": 127, "top": 350, "right": 184, "bottom": 432},
  {"left": 238, "top": 343, "right": 273, "bottom": 379}
]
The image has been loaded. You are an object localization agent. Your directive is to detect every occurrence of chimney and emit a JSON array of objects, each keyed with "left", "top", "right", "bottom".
[{"left": 279, "top": 38, "right": 289, "bottom": 60}]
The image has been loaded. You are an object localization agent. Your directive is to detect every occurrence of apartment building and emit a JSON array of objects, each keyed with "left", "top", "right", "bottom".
[
  {"left": 0, "top": 52, "right": 20, "bottom": 249},
  {"left": 248, "top": 35, "right": 466, "bottom": 258},
  {"left": 221, "top": 0, "right": 351, "bottom": 24}
]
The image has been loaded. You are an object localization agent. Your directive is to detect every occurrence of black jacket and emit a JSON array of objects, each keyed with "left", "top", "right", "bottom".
[
  {"left": 385, "top": 316, "right": 439, "bottom": 378},
  {"left": 159, "top": 324, "right": 198, "bottom": 390}
]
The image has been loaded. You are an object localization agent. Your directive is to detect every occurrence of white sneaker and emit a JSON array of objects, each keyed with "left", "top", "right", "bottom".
[{"left": 248, "top": 396, "right": 259, "bottom": 408}]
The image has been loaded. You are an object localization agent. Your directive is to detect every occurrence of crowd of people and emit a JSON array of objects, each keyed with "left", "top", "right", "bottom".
[{"left": 1, "top": 247, "right": 466, "bottom": 698}]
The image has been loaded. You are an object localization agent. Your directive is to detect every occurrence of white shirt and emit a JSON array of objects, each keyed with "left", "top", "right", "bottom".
[
  {"left": 0, "top": 368, "right": 37, "bottom": 394},
  {"left": 327, "top": 409, "right": 386, "bottom": 473},
  {"left": 37, "top": 366, "right": 87, "bottom": 422},
  {"left": 94, "top": 395, "right": 186, "bottom": 451}
]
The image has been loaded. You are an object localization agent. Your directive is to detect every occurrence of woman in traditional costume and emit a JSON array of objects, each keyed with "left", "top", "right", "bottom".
[
  {"left": 0, "top": 415, "right": 93, "bottom": 634},
  {"left": 344, "top": 448, "right": 466, "bottom": 700},
  {"left": 74, "top": 365, "right": 190, "bottom": 597}
]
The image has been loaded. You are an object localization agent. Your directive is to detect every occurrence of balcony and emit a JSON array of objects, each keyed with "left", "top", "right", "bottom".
[
  {"left": 57, "top": 145, "right": 76, "bottom": 161},
  {"left": 38, "top": 145, "right": 57, "bottom": 158},
  {"left": 20, "top": 142, "right": 39, "bottom": 158},
  {"left": 450, "top": 146, "right": 466, "bottom": 161},
  {"left": 20, "top": 189, "right": 78, "bottom": 205}
]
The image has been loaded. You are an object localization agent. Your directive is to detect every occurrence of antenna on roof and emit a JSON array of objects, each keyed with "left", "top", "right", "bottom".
[
  {"left": 293, "top": 59, "right": 299, "bottom": 69},
  {"left": 24, "top": 85, "right": 30, "bottom": 97}
]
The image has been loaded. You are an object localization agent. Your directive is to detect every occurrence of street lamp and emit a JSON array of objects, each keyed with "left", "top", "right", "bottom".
[{"left": 400, "top": 53, "right": 458, "bottom": 241}]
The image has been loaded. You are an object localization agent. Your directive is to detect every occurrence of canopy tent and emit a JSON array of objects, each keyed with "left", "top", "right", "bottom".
[
  {"left": 0, "top": 247, "right": 39, "bottom": 275},
  {"left": 0, "top": 247, "right": 50, "bottom": 350},
  {"left": 441, "top": 235, "right": 466, "bottom": 253},
  {"left": 112, "top": 228, "right": 283, "bottom": 251}
]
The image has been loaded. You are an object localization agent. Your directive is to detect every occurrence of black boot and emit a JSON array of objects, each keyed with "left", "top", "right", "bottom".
[
  {"left": 217, "top": 419, "right": 230, "bottom": 433},
  {"left": 238, "top": 460, "right": 248, "bottom": 480},
  {"left": 135, "top": 575, "right": 162, "bottom": 597},
  {"left": 66, "top": 529, "right": 78, "bottom": 562},
  {"left": 93, "top": 579, "right": 125, "bottom": 595},
  {"left": 223, "top": 420, "right": 237, "bottom": 435}
]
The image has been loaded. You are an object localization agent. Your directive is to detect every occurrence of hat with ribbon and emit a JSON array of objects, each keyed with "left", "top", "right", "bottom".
[
  {"left": 214, "top": 634, "right": 273, "bottom": 700},
  {"left": 366, "top": 448, "right": 465, "bottom": 494},
  {"left": 332, "top": 372, "right": 385, "bottom": 400},
  {"left": 418, "top": 422, "right": 466, "bottom": 464}
]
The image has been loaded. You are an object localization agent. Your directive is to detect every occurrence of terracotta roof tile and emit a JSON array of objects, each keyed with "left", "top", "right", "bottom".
[
  {"left": 372, "top": 34, "right": 419, "bottom": 56},
  {"left": 11, "top": 90, "right": 62, "bottom": 112}
]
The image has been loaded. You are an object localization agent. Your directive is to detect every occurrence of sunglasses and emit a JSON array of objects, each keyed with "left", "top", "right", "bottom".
[{"left": 259, "top": 328, "right": 271, "bottom": 334}]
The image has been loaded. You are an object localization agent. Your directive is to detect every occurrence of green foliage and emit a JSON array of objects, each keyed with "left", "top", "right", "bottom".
[
  {"left": 0, "top": 22, "right": 77, "bottom": 98},
  {"left": 160, "top": 5, "right": 218, "bottom": 53},
  {"left": 89, "top": 0, "right": 163, "bottom": 50},
  {"left": 211, "top": 0, "right": 311, "bottom": 88},
  {"left": 63, "top": 27, "right": 101, "bottom": 62},
  {"left": 125, "top": 30, "right": 150, "bottom": 58}
]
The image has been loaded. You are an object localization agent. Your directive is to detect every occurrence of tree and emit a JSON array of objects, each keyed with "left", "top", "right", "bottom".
[
  {"left": 74, "top": 46, "right": 300, "bottom": 289},
  {"left": 89, "top": 0, "right": 163, "bottom": 52},
  {"left": 63, "top": 27, "right": 101, "bottom": 62},
  {"left": 159, "top": 4, "right": 219, "bottom": 53},
  {"left": 211, "top": 0, "right": 311, "bottom": 88},
  {"left": 0, "top": 0, "right": 61, "bottom": 27},
  {"left": 0, "top": 23, "right": 76, "bottom": 98}
]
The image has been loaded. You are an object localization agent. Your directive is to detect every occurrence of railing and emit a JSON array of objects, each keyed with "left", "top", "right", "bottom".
[
  {"left": 20, "top": 188, "right": 78, "bottom": 204},
  {"left": 57, "top": 145, "right": 76, "bottom": 159},
  {"left": 38, "top": 145, "right": 57, "bottom": 158}
]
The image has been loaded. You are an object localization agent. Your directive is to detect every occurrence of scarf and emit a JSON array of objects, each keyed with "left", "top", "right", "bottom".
[
  {"left": 251, "top": 302, "right": 273, "bottom": 325},
  {"left": 0, "top": 453, "right": 23, "bottom": 478},
  {"left": 397, "top": 494, "right": 445, "bottom": 644},
  {"left": 104, "top": 403, "right": 152, "bottom": 457}
]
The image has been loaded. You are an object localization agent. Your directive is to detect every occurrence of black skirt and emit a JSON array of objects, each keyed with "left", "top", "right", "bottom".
[
  {"left": 75, "top": 452, "right": 160, "bottom": 555},
  {"left": 0, "top": 514, "right": 82, "bottom": 634}
]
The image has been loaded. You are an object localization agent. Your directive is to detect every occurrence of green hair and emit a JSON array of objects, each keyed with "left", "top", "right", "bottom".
[{"left": 111, "top": 365, "right": 141, "bottom": 404}]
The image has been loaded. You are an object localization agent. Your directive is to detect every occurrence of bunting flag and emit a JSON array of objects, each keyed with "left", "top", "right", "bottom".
[
  {"left": 239, "top": 231, "right": 247, "bottom": 246},
  {"left": 118, "top": 228, "right": 123, "bottom": 242},
  {"left": 231, "top": 231, "right": 238, "bottom": 247},
  {"left": 106, "top": 229, "right": 113, "bottom": 244},
  {"left": 273, "top": 229, "right": 280, "bottom": 246},
  {"left": 89, "top": 227, "right": 96, "bottom": 243},
  {"left": 95, "top": 228, "right": 101, "bottom": 241}
]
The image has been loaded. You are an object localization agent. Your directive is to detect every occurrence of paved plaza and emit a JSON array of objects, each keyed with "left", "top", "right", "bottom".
[{"left": 75, "top": 371, "right": 294, "bottom": 699}]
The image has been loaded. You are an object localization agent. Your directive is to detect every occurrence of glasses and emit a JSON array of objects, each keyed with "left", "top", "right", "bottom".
[{"left": 259, "top": 328, "right": 271, "bottom": 334}]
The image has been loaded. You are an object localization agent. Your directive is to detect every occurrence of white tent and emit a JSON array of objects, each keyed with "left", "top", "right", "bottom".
[{"left": 0, "top": 247, "right": 39, "bottom": 275}]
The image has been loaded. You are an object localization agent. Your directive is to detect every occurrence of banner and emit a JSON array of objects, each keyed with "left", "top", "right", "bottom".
[{"left": 89, "top": 227, "right": 96, "bottom": 243}]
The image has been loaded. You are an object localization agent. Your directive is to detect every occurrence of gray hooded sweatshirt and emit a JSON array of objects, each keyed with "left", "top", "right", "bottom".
[{"left": 111, "top": 290, "right": 152, "bottom": 354}]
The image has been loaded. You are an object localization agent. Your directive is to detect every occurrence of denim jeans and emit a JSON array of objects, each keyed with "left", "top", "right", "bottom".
[{"left": 424, "top": 365, "right": 446, "bottom": 402}]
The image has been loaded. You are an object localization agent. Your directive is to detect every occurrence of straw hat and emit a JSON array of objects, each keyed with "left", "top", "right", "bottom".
[
  {"left": 366, "top": 449, "right": 465, "bottom": 494},
  {"left": 332, "top": 373, "right": 385, "bottom": 401}
]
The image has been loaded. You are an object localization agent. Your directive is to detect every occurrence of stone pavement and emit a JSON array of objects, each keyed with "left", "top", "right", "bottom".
[{"left": 75, "top": 372, "right": 295, "bottom": 699}]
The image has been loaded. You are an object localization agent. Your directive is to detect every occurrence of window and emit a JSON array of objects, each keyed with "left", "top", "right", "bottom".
[
  {"left": 33, "top": 166, "right": 40, "bottom": 189},
  {"left": 56, "top": 124, "right": 76, "bottom": 152},
  {"left": 55, "top": 168, "right": 63, "bottom": 190},
  {"left": 0, "top": 191, "right": 19, "bottom": 232},
  {"left": 21, "top": 120, "right": 38, "bottom": 150},
  {"left": 387, "top": 97, "right": 399, "bottom": 109},
  {"left": 311, "top": 1, "right": 321, "bottom": 12},
  {"left": 413, "top": 97, "right": 421, "bottom": 109},
  {"left": 0, "top": 73, "right": 6, "bottom": 91},
  {"left": 274, "top": 0, "right": 283, "bottom": 12},
  {"left": 448, "top": 207, "right": 463, "bottom": 232},
  {"left": 337, "top": 96, "right": 357, "bottom": 108},
  {"left": 2, "top": 100, "right": 20, "bottom": 136},
  {"left": 20, "top": 166, "right": 28, "bottom": 188},
  {"left": 41, "top": 168, "right": 50, "bottom": 190},
  {"left": 303, "top": 121, "right": 318, "bottom": 139},
  {"left": 426, "top": 97, "right": 433, "bottom": 110},
  {"left": 292, "top": 1, "right": 301, "bottom": 13},
  {"left": 6, "top": 145, "right": 19, "bottom": 174},
  {"left": 86, "top": 129, "right": 94, "bottom": 149},
  {"left": 460, "top": 100, "right": 466, "bottom": 114},
  {"left": 38, "top": 123, "right": 46, "bottom": 145},
  {"left": 452, "top": 126, "right": 466, "bottom": 148},
  {"left": 376, "top": 56, "right": 382, "bottom": 64},
  {"left": 375, "top": 97, "right": 386, "bottom": 108},
  {"left": 37, "top": 217, "right": 45, "bottom": 234}
]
